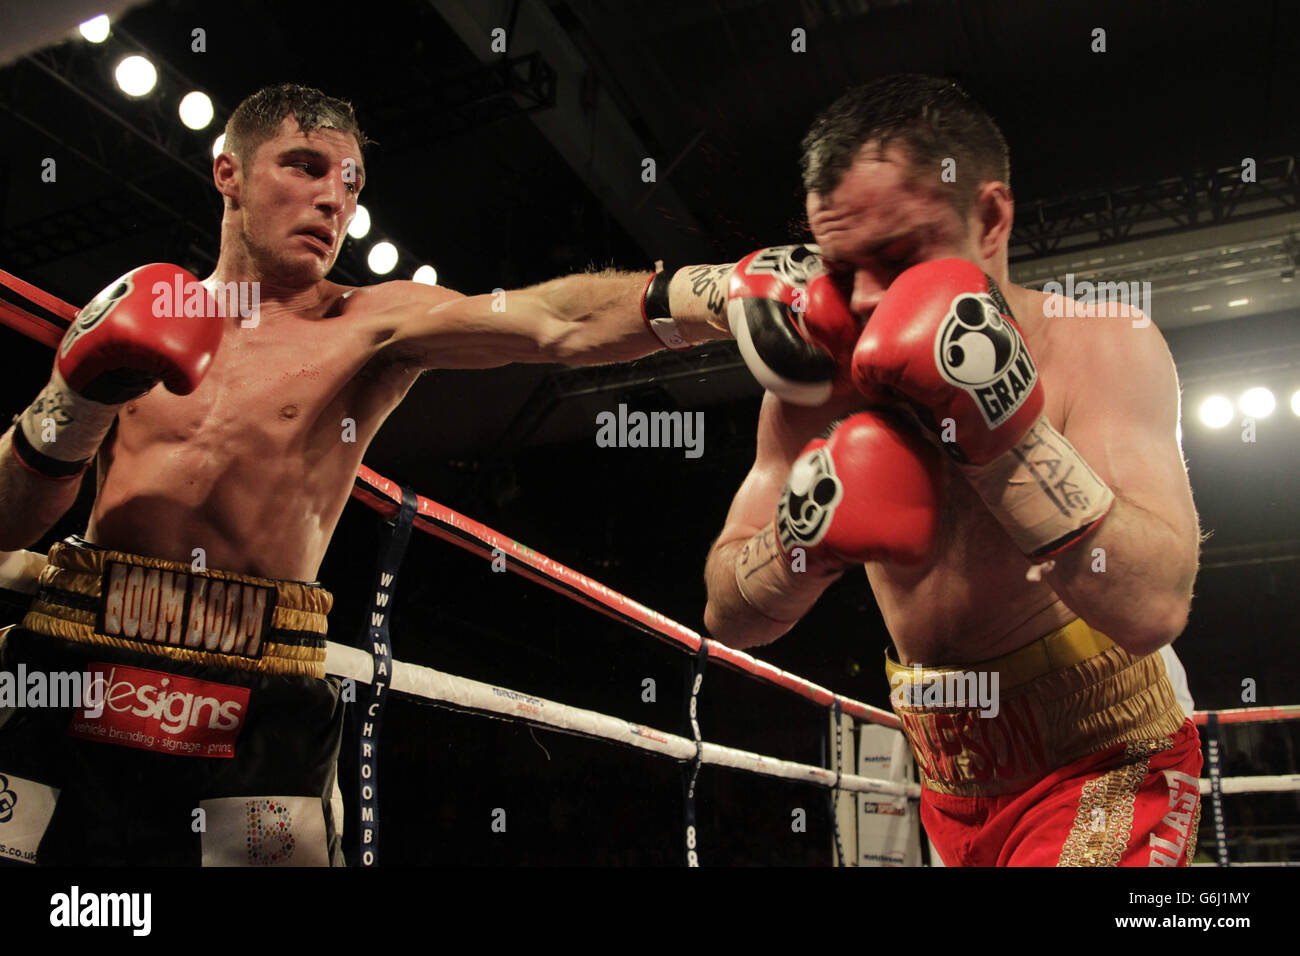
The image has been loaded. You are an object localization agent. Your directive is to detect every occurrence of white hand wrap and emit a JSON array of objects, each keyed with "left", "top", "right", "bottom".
[
  {"left": 733, "top": 526, "right": 837, "bottom": 625},
  {"left": 960, "top": 415, "right": 1114, "bottom": 558},
  {"left": 17, "top": 367, "right": 121, "bottom": 466},
  {"left": 0, "top": 548, "right": 48, "bottom": 594}
]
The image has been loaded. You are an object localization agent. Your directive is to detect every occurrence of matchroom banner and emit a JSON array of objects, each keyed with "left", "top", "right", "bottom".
[{"left": 857, "top": 724, "right": 922, "bottom": 867}]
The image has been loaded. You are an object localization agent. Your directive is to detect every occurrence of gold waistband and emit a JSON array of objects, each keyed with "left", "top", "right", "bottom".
[
  {"left": 886, "top": 619, "right": 1185, "bottom": 796},
  {"left": 21, "top": 539, "right": 333, "bottom": 679}
]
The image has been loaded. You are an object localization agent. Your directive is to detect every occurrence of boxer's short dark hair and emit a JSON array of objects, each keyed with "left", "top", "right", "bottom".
[
  {"left": 801, "top": 74, "right": 1009, "bottom": 214},
  {"left": 224, "top": 83, "right": 371, "bottom": 164}
]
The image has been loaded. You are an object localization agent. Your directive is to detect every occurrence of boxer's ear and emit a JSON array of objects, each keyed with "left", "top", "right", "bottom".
[
  {"left": 213, "top": 150, "right": 243, "bottom": 207},
  {"left": 971, "top": 181, "right": 1013, "bottom": 260}
]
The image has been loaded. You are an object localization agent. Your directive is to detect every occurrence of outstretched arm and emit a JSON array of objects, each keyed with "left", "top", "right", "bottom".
[{"left": 372, "top": 265, "right": 735, "bottom": 370}]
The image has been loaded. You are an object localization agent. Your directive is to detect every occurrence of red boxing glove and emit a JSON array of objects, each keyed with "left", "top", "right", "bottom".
[
  {"left": 11, "top": 264, "right": 222, "bottom": 479},
  {"left": 850, "top": 258, "right": 1040, "bottom": 465},
  {"left": 727, "top": 244, "right": 860, "bottom": 406},
  {"left": 59, "top": 262, "right": 222, "bottom": 403},
  {"left": 774, "top": 410, "right": 941, "bottom": 568},
  {"left": 851, "top": 259, "right": 1113, "bottom": 557}
]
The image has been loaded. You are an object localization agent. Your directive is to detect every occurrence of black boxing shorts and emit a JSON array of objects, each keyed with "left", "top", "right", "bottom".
[{"left": 0, "top": 537, "right": 346, "bottom": 866}]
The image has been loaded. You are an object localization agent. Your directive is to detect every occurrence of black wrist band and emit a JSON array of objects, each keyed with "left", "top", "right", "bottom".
[
  {"left": 642, "top": 270, "right": 673, "bottom": 319},
  {"left": 640, "top": 269, "right": 690, "bottom": 351},
  {"left": 9, "top": 424, "right": 89, "bottom": 479}
]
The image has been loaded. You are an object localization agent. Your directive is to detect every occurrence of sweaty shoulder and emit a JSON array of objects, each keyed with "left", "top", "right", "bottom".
[
  {"left": 1020, "top": 287, "right": 1177, "bottom": 426},
  {"left": 325, "top": 279, "right": 463, "bottom": 346},
  {"left": 327, "top": 279, "right": 461, "bottom": 313}
]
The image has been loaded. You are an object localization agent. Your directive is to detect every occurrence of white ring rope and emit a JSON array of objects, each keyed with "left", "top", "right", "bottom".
[
  {"left": 325, "top": 641, "right": 921, "bottom": 799},
  {"left": 329, "top": 641, "right": 1300, "bottom": 805},
  {"left": 1198, "top": 774, "right": 1300, "bottom": 796}
]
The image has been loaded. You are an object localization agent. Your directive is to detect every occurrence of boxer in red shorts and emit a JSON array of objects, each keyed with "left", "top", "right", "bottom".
[{"left": 700, "top": 75, "right": 1203, "bottom": 866}]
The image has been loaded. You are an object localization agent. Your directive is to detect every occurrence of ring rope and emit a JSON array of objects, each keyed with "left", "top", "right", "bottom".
[
  {"left": 324, "top": 640, "right": 920, "bottom": 798},
  {"left": 1197, "top": 774, "right": 1300, "bottom": 795},
  {"left": 351, "top": 465, "right": 902, "bottom": 728},
  {"left": 1193, "top": 705, "right": 1300, "bottom": 724}
]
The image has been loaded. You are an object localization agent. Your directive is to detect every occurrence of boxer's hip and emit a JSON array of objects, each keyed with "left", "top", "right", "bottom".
[
  {"left": 0, "top": 538, "right": 345, "bottom": 865},
  {"left": 20, "top": 535, "right": 332, "bottom": 679},
  {"left": 886, "top": 618, "right": 1186, "bottom": 797}
]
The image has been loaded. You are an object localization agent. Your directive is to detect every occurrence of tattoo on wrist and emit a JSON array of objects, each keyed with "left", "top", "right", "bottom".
[
  {"left": 31, "top": 389, "right": 76, "bottom": 426},
  {"left": 685, "top": 263, "right": 734, "bottom": 317}
]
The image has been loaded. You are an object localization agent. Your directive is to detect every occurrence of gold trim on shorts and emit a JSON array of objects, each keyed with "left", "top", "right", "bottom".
[
  {"left": 886, "top": 619, "right": 1186, "bottom": 797},
  {"left": 20, "top": 539, "right": 333, "bottom": 678},
  {"left": 1057, "top": 738, "right": 1168, "bottom": 866}
]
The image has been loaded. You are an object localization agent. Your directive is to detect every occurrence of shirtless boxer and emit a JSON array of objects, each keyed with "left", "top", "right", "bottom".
[
  {"left": 701, "top": 75, "right": 1203, "bottom": 866},
  {"left": 0, "top": 84, "right": 731, "bottom": 865}
]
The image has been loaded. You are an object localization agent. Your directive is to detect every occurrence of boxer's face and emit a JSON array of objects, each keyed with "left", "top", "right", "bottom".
[
  {"left": 236, "top": 117, "right": 365, "bottom": 284},
  {"left": 807, "top": 142, "right": 980, "bottom": 321}
]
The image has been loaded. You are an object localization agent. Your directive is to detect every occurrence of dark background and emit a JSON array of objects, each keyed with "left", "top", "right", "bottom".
[{"left": 0, "top": 0, "right": 1296, "bottom": 864}]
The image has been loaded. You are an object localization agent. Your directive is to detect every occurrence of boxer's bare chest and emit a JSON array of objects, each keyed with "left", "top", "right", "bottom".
[
  {"left": 866, "top": 288, "right": 1082, "bottom": 662},
  {"left": 117, "top": 298, "right": 388, "bottom": 456}
]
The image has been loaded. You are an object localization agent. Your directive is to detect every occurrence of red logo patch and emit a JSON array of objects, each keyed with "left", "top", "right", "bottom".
[{"left": 66, "top": 663, "right": 249, "bottom": 758}]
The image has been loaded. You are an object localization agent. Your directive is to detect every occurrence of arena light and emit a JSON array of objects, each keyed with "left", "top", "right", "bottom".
[
  {"left": 348, "top": 204, "right": 371, "bottom": 239},
  {"left": 412, "top": 265, "right": 438, "bottom": 286},
  {"left": 114, "top": 55, "right": 157, "bottom": 97},
  {"left": 1227, "top": 298, "right": 1249, "bottom": 307},
  {"left": 1198, "top": 395, "right": 1234, "bottom": 429},
  {"left": 178, "top": 91, "right": 214, "bottom": 131},
  {"left": 1239, "top": 387, "right": 1275, "bottom": 418},
  {"left": 1292, "top": 389, "right": 1300, "bottom": 417},
  {"left": 211, "top": 133, "right": 226, "bottom": 158},
  {"left": 367, "top": 241, "right": 398, "bottom": 275},
  {"left": 78, "top": 15, "right": 110, "bottom": 43}
]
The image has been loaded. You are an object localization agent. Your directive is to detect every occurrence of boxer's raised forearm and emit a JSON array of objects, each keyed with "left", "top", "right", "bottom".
[
  {"left": 1042, "top": 497, "right": 1197, "bottom": 655},
  {"left": 0, "top": 429, "right": 83, "bottom": 550},
  {"left": 704, "top": 537, "right": 794, "bottom": 649},
  {"left": 703, "top": 531, "right": 840, "bottom": 649}
]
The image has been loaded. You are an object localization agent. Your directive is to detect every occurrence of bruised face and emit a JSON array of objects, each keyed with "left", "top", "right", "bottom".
[
  {"left": 230, "top": 116, "right": 365, "bottom": 284},
  {"left": 807, "top": 142, "right": 981, "bottom": 322}
]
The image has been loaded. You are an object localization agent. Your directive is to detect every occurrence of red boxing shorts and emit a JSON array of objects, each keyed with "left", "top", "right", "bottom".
[
  {"left": 887, "top": 619, "right": 1202, "bottom": 866},
  {"left": 0, "top": 537, "right": 345, "bottom": 866}
]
